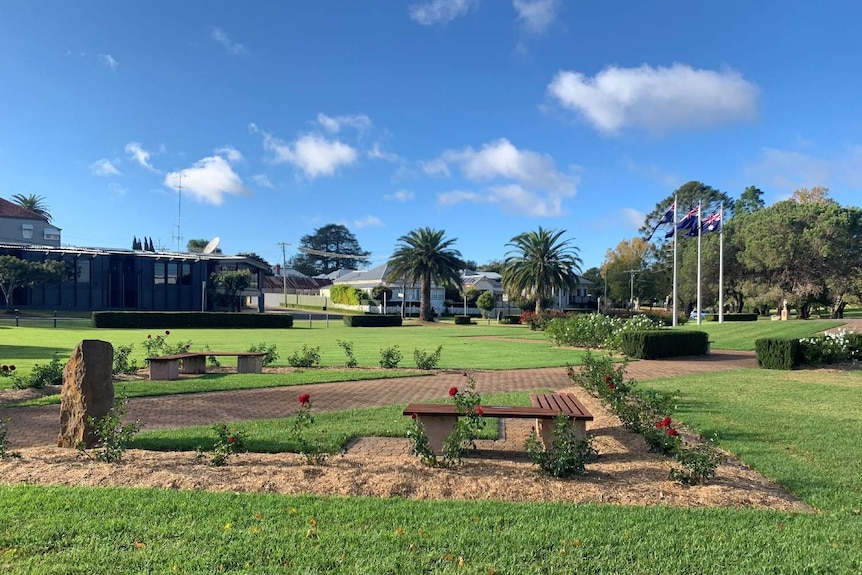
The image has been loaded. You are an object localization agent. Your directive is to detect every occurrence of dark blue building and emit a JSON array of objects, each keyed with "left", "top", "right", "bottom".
[{"left": 0, "top": 243, "right": 268, "bottom": 312}]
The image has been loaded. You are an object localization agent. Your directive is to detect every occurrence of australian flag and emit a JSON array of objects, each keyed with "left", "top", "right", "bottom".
[
  {"left": 666, "top": 206, "right": 699, "bottom": 238},
  {"left": 643, "top": 202, "right": 675, "bottom": 241},
  {"left": 701, "top": 211, "right": 722, "bottom": 235}
]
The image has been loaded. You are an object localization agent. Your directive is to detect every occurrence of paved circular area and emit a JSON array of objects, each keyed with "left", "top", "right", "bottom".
[{"left": 3, "top": 351, "right": 757, "bottom": 450}]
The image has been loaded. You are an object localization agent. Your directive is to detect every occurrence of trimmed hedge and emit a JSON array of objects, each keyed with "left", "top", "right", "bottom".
[
  {"left": 707, "top": 313, "right": 758, "bottom": 322},
  {"left": 499, "top": 315, "right": 522, "bottom": 325},
  {"left": 755, "top": 338, "right": 802, "bottom": 370},
  {"left": 453, "top": 315, "right": 473, "bottom": 325},
  {"left": 620, "top": 330, "right": 709, "bottom": 359},
  {"left": 343, "top": 315, "right": 403, "bottom": 327},
  {"left": 92, "top": 312, "right": 293, "bottom": 329}
]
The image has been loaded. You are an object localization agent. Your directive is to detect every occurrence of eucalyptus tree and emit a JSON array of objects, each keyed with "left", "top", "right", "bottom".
[
  {"left": 385, "top": 227, "right": 465, "bottom": 321},
  {"left": 502, "top": 227, "right": 582, "bottom": 314}
]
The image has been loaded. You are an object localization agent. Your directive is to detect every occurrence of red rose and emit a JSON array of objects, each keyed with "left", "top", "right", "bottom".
[
  {"left": 476, "top": 406, "right": 484, "bottom": 416},
  {"left": 165, "top": 330, "right": 170, "bottom": 335},
  {"left": 9, "top": 365, "right": 14, "bottom": 371},
  {"left": 604, "top": 375, "right": 612, "bottom": 383},
  {"left": 448, "top": 386, "right": 458, "bottom": 397},
  {"left": 185, "top": 344, "right": 191, "bottom": 349},
  {"left": 607, "top": 383, "right": 615, "bottom": 390},
  {"left": 656, "top": 416, "right": 672, "bottom": 429},
  {"left": 147, "top": 334, "right": 152, "bottom": 339},
  {"left": 667, "top": 428, "right": 679, "bottom": 437},
  {"left": 462, "top": 372, "right": 467, "bottom": 377},
  {"left": 411, "top": 412, "right": 417, "bottom": 420},
  {"left": 298, "top": 393, "right": 310, "bottom": 405},
  {"left": 228, "top": 436, "right": 235, "bottom": 443},
  {"left": 1, "top": 365, "right": 7, "bottom": 372}
]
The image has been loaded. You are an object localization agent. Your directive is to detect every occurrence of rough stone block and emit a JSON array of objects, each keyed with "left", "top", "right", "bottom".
[{"left": 57, "top": 340, "right": 115, "bottom": 449}]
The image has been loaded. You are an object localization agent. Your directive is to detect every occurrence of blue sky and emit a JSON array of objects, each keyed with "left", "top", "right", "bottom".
[{"left": 2, "top": 1, "right": 861, "bottom": 271}]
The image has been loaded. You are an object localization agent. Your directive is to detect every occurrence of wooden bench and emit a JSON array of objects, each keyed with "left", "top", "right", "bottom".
[
  {"left": 147, "top": 352, "right": 267, "bottom": 380},
  {"left": 402, "top": 392, "right": 593, "bottom": 455}
]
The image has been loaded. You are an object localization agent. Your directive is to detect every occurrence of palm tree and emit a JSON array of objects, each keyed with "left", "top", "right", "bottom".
[
  {"left": 385, "top": 227, "right": 465, "bottom": 321},
  {"left": 11, "top": 194, "right": 52, "bottom": 222},
  {"left": 502, "top": 227, "right": 583, "bottom": 314}
]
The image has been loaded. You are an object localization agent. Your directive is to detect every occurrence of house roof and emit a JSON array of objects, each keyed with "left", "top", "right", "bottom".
[
  {"left": 0, "top": 197, "right": 48, "bottom": 221},
  {"left": 264, "top": 275, "right": 332, "bottom": 291},
  {"left": 333, "top": 262, "right": 390, "bottom": 284}
]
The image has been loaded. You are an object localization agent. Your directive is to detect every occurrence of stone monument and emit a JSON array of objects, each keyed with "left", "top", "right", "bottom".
[{"left": 57, "top": 340, "right": 115, "bottom": 448}]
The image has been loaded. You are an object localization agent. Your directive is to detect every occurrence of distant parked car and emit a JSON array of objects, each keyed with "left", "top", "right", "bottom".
[{"left": 689, "top": 309, "right": 712, "bottom": 320}]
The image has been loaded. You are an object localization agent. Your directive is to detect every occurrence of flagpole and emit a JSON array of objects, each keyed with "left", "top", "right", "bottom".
[
  {"left": 718, "top": 203, "right": 725, "bottom": 324},
  {"left": 696, "top": 200, "right": 702, "bottom": 326},
  {"left": 672, "top": 195, "right": 678, "bottom": 327}
]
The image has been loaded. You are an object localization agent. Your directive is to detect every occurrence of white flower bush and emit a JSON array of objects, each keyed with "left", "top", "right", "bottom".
[{"left": 546, "top": 314, "right": 663, "bottom": 351}]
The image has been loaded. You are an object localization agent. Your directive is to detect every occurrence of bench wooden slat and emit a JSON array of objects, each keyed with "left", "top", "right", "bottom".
[{"left": 529, "top": 393, "right": 593, "bottom": 420}]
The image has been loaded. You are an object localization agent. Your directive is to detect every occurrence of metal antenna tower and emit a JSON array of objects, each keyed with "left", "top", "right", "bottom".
[{"left": 173, "top": 172, "right": 187, "bottom": 251}]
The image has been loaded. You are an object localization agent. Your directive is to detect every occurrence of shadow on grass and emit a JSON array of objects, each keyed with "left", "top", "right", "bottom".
[{"left": 0, "top": 344, "right": 72, "bottom": 359}]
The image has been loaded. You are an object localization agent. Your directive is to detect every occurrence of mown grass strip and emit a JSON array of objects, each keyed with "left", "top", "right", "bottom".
[{"left": 0, "top": 485, "right": 858, "bottom": 574}]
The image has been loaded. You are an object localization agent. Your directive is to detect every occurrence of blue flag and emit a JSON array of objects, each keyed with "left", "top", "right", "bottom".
[
  {"left": 701, "top": 211, "right": 722, "bottom": 234},
  {"left": 665, "top": 206, "right": 699, "bottom": 238},
  {"left": 644, "top": 202, "right": 675, "bottom": 241}
]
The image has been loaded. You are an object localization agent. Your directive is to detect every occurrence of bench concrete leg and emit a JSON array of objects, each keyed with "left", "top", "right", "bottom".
[
  {"left": 418, "top": 415, "right": 457, "bottom": 455},
  {"left": 149, "top": 360, "right": 180, "bottom": 381},
  {"left": 535, "top": 418, "right": 587, "bottom": 450},
  {"left": 237, "top": 356, "right": 263, "bottom": 374},
  {"left": 181, "top": 355, "right": 207, "bottom": 374}
]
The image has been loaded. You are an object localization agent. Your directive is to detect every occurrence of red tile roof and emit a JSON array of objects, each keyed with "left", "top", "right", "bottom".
[{"left": 0, "top": 198, "right": 46, "bottom": 221}]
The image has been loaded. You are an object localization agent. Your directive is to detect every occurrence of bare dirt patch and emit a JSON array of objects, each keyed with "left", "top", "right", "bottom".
[{"left": 0, "top": 388, "right": 812, "bottom": 511}]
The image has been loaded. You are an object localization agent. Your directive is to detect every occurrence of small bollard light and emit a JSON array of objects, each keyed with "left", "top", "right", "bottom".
[
  {"left": 54, "top": 310, "right": 58, "bottom": 328},
  {"left": 15, "top": 309, "right": 19, "bottom": 327}
]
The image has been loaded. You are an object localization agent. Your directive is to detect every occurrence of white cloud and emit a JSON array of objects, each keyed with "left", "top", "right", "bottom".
[
  {"left": 90, "top": 158, "right": 121, "bottom": 177},
  {"left": 547, "top": 63, "right": 758, "bottom": 135},
  {"left": 214, "top": 146, "right": 243, "bottom": 163},
  {"left": 99, "top": 54, "right": 118, "bottom": 70},
  {"left": 317, "top": 113, "right": 372, "bottom": 133},
  {"left": 260, "top": 132, "right": 358, "bottom": 178},
  {"left": 251, "top": 174, "right": 274, "bottom": 188},
  {"left": 211, "top": 27, "right": 248, "bottom": 55},
  {"left": 125, "top": 142, "right": 160, "bottom": 173},
  {"left": 107, "top": 182, "right": 128, "bottom": 199},
  {"left": 429, "top": 138, "right": 577, "bottom": 217},
  {"left": 384, "top": 189, "right": 414, "bottom": 202},
  {"left": 368, "top": 143, "right": 401, "bottom": 163},
  {"left": 354, "top": 215, "right": 384, "bottom": 229},
  {"left": 745, "top": 146, "right": 862, "bottom": 192},
  {"left": 409, "top": 0, "right": 478, "bottom": 25},
  {"left": 513, "top": 0, "right": 559, "bottom": 33},
  {"left": 620, "top": 207, "right": 646, "bottom": 229},
  {"left": 163, "top": 154, "right": 248, "bottom": 206}
]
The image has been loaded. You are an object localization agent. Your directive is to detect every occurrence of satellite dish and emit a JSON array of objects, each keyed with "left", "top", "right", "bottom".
[{"left": 202, "top": 236, "right": 221, "bottom": 254}]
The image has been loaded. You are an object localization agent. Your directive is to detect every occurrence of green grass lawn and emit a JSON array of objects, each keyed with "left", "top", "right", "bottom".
[
  {"left": 4, "top": 370, "right": 428, "bottom": 407},
  {"left": 675, "top": 319, "right": 844, "bottom": 350},
  {"left": 639, "top": 368, "right": 862, "bottom": 513}
]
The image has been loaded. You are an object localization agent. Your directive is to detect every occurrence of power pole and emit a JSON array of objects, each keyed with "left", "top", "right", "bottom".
[
  {"left": 278, "top": 242, "right": 290, "bottom": 308},
  {"left": 624, "top": 269, "right": 639, "bottom": 310}
]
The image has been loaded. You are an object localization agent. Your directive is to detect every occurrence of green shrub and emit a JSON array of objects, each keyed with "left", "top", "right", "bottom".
[
  {"left": 453, "top": 315, "right": 472, "bottom": 325},
  {"left": 12, "top": 354, "right": 64, "bottom": 389},
  {"left": 524, "top": 415, "right": 597, "bottom": 478},
  {"left": 92, "top": 312, "right": 293, "bottom": 329},
  {"left": 379, "top": 346, "right": 402, "bottom": 368},
  {"left": 620, "top": 330, "right": 709, "bottom": 359},
  {"left": 247, "top": 342, "right": 279, "bottom": 366},
  {"left": 343, "top": 315, "right": 403, "bottom": 327},
  {"left": 499, "top": 315, "right": 521, "bottom": 325},
  {"left": 77, "top": 395, "right": 141, "bottom": 464},
  {"left": 413, "top": 345, "right": 443, "bottom": 369},
  {"left": 330, "top": 284, "right": 364, "bottom": 305},
  {"left": 337, "top": 340, "right": 358, "bottom": 368},
  {"left": 755, "top": 338, "right": 801, "bottom": 370},
  {"left": 112, "top": 344, "right": 139, "bottom": 375},
  {"left": 286, "top": 345, "right": 320, "bottom": 368}
]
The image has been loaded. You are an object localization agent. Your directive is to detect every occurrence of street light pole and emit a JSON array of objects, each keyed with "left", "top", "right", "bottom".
[{"left": 278, "top": 242, "right": 289, "bottom": 308}]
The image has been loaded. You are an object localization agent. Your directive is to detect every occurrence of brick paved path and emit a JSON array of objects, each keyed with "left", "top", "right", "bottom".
[{"left": 3, "top": 351, "right": 756, "bottom": 449}]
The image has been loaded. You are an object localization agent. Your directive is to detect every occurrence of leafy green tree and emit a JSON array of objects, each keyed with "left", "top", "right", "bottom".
[
  {"left": 209, "top": 269, "right": 252, "bottom": 312},
  {"left": 736, "top": 185, "right": 766, "bottom": 214},
  {"left": 292, "top": 224, "right": 370, "bottom": 276},
  {"left": 501, "top": 227, "right": 582, "bottom": 314},
  {"left": 385, "top": 227, "right": 465, "bottom": 321},
  {"left": 0, "top": 256, "right": 66, "bottom": 310},
  {"left": 237, "top": 252, "right": 273, "bottom": 275},
  {"left": 478, "top": 259, "right": 505, "bottom": 273},
  {"left": 476, "top": 290, "right": 495, "bottom": 317},
  {"left": 640, "top": 181, "right": 733, "bottom": 240},
  {"left": 11, "top": 194, "right": 52, "bottom": 222}
]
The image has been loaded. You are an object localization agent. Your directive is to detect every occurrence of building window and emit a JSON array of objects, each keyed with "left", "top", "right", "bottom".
[
  {"left": 44, "top": 228, "right": 60, "bottom": 241},
  {"left": 21, "top": 224, "right": 33, "bottom": 239},
  {"left": 167, "top": 263, "right": 178, "bottom": 285},
  {"left": 181, "top": 263, "right": 192, "bottom": 285},
  {"left": 154, "top": 262, "right": 166, "bottom": 285},
  {"left": 76, "top": 260, "right": 91, "bottom": 284}
]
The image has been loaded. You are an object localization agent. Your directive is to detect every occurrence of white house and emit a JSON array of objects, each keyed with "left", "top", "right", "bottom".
[{"left": 324, "top": 262, "right": 447, "bottom": 314}]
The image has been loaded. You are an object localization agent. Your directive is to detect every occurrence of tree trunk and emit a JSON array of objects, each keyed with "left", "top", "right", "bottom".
[
  {"left": 534, "top": 294, "right": 544, "bottom": 315},
  {"left": 831, "top": 296, "right": 846, "bottom": 319},
  {"left": 798, "top": 302, "right": 811, "bottom": 319},
  {"left": 420, "top": 276, "right": 433, "bottom": 321}
]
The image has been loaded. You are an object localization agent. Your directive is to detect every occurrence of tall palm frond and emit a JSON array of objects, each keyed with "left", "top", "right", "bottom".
[
  {"left": 385, "top": 227, "right": 464, "bottom": 321},
  {"left": 502, "top": 227, "right": 583, "bottom": 314},
  {"left": 11, "top": 194, "right": 52, "bottom": 223}
]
